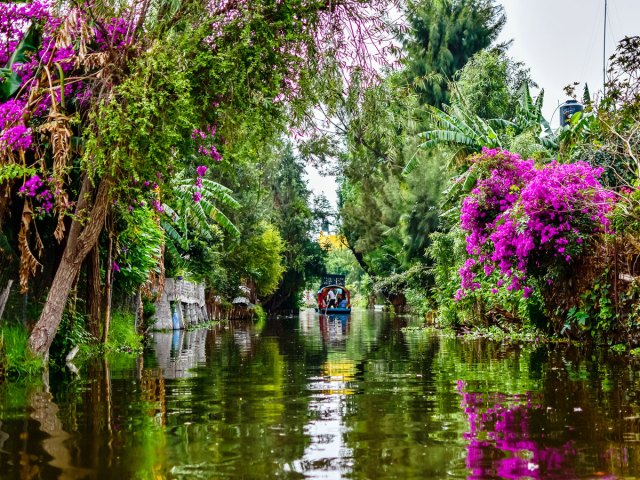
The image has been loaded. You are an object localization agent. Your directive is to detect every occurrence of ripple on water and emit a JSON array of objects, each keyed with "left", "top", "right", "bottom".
[{"left": 1, "top": 311, "right": 640, "bottom": 479}]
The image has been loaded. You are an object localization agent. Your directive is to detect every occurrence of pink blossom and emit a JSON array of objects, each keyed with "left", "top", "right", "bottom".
[{"left": 458, "top": 149, "right": 614, "bottom": 297}]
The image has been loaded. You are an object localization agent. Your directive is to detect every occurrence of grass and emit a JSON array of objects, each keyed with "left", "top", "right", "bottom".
[
  {"left": 105, "top": 310, "right": 144, "bottom": 354},
  {"left": 73, "top": 310, "right": 144, "bottom": 360},
  {"left": 0, "top": 325, "right": 45, "bottom": 379},
  {"left": 0, "top": 309, "right": 144, "bottom": 381}
]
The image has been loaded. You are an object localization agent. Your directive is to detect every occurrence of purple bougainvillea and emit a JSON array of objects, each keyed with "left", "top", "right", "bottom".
[
  {"left": 456, "top": 148, "right": 615, "bottom": 300},
  {"left": 18, "top": 175, "right": 54, "bottom": 216}
]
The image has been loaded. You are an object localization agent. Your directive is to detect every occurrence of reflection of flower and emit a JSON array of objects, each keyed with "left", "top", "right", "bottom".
[{"left": 456, "top": 380, "right": 576, "bottom": 479}]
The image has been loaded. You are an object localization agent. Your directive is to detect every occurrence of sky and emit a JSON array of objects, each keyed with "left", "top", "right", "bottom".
[
  {"left": 306, "top": 0, "right": 640, "bottom": 209},
  {"left": 498, "top": 0, "right": 640, "bottom": 122}
]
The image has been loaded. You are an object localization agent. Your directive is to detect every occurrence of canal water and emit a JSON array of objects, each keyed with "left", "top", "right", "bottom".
[{"left": 1, "top": 309, "right": 640, "bottom": 479}]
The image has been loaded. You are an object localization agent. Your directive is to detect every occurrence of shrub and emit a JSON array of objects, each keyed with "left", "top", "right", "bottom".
[
  {"left": 457, "top": 148, "right": 614, "bottom": 300},
  {"left": 106, "top": 311, "right": 144, "bottom": 354}
]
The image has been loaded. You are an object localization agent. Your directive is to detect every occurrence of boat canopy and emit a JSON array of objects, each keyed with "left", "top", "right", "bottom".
[{"left": 317, "top": 284, "right": 351, "bottom": 308}]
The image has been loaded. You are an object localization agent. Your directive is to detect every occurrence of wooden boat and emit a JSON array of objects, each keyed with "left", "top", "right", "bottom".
[{"left": 314, "top": 276, "right": 351, "bottom": 314}]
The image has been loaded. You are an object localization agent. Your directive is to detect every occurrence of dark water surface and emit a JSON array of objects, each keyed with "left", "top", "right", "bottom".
[{"left": 2, "top": 310, "right": 640, "bottom": 479}]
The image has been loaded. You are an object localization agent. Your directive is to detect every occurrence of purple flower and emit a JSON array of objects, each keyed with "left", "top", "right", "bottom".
[
  {"left": 192, "top": 191, "right": 202, "bottom": 202},
  {"left": 457, "top": 149, "right": 614, "bottom": 296},
  {"left": 112, "top": 261, "right": 120, "bottom": 273},
  {"left": 196, "top": 165, "right": 208, "bottom": 177},
  {"left": 152, "top": 200, "right": 164, "bottom": 213}
]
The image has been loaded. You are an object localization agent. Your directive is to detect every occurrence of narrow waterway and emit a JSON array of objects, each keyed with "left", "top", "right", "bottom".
[{"left": 1, "top": 310, "right": 640, "bottom": 479}]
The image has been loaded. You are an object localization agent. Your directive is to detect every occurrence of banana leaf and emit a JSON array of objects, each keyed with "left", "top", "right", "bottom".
[{"left": 0, "top": 24, "right": 41, "bottom": 101}]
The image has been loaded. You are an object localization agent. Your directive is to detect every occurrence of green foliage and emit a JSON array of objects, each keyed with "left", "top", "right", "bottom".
[
  {"left": 0, "top": 164, "right": 36, "bottom": 183},
  {"left": 427, "top": 231, "right": 465, "bottom": 327},
  {"left": 560, "top": 270, "right": 617, "bottom": 337},
  {"left": 105, "top": 311, "right": 143, "bottom": 354},
  {"left": 141, "top": 298, "right": 156, "bottom": 329},
  {"left": 161, "top": 171, "right": 239, "bottom": 282},
  {"left": 115, "top": 207, "right": 163, "bottom": 291},
  {"left": 0, "top": 326, "right": 44, "bottom": 377},
  {"left": 0, "top": 24, "right": 40, "bottom": 101},
  {"left": 403, "top": 0, "right": 506, "bottom": 108},
  {"left": 50, "top": 303, "right": 93, "bottom": 363},
  {"left": 263, "top": 145, "right": 326, "bottom": 310},
  {"left": 242, "top": 222, "right": 286, "bottom": 297},
  {"left": 452, "top": 49, "right": 535, "bottom": 120},
  {"left": 610, "top": 344, "right": 627, "bottom": 354},
  {"left": 405, "top": 83, "right": 552, "bottom": 173},
  {"left": 84, "top": 35, "right": 198, "bottom": 183}
]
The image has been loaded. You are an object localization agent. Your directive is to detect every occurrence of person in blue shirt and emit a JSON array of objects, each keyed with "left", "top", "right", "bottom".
[{"left": 338, "top": 296, "right": 348, "bottom": 308}]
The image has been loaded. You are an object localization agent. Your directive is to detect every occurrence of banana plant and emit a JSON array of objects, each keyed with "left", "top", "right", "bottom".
[
  {"left": 403, "top": 103, "right": 502, "bottom": 174},
  {"left": 404, "top": 83, "right": 556, "bottom": 174},
  {"left": 161, "top": 173, "right": 240, "bottom": 260},
  {"left": 0, "top": 24, "right": 40, "bottom": 101}
]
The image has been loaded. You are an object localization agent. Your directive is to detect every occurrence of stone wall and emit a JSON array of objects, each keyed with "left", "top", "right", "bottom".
[{"left": 152, "top": 278, "right": 208, "bottom": 330}]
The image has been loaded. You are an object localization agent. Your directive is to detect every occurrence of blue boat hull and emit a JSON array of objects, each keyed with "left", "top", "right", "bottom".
[{"left": 315, "top": 307, "right": 351, "bottom": 314}]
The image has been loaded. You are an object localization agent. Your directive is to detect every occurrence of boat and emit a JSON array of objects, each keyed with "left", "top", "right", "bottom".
[{"left": 314, "top": 274, "right": 352, "bottom": 314}]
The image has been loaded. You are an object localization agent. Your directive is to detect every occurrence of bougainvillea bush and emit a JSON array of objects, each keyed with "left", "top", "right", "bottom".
[{"left": 456, "top": 148, "right": 615, "bottom": 301}]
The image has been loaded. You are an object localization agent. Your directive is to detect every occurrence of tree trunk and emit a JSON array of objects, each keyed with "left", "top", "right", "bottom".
[
  {"left": 101, "top": 235, "right": 113, "bottom": 344},
  {"left": 0, "top": 280, "right": 13, "bottom": 323},
  {"left": 86, "top": 246, "right": 101, "bottom": 340},
  {"left": 28, "top": 177, "right": 112, "bottom": 357},
  {"left": 135, "top": 289, "right": 142, "bottom": 334},
  {"left": 28, "top": 255, "right": 81, "bottom": 356}
]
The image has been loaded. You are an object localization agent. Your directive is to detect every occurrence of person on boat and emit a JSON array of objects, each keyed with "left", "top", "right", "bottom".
[
  {"left": 326, "top": 288, "right": 337, "bottom": 308},
  {"left": 338, "top": 297, "right": 348, "bottom": 308}
]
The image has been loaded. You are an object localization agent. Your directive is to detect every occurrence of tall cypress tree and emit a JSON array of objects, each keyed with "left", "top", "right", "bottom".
[{"left": 404, "top": 0, "right": 506, "bottom": 107}]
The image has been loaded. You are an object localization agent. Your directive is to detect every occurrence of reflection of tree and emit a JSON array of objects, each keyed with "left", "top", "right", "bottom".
[
  {"left": 29, "top": 384, "right": 95, "bottom": 479},
  {"left": 342, "top": 316, "right": 460, "bottom": 479},
  {"left": 159, "top": 320, "right": 314, "bottom": 478},
  {"left": 6, "top": 314, "right": 640, "bottom": 478}
]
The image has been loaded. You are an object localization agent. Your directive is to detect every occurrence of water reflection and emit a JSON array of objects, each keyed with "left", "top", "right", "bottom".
[
  {"left": 152, "top": 329, "right": 207, "bottom": 379},
  {"left": 319, "top": 313, "right": 350, "bottom": 347},
  {"left": 2, "top": 311, "right": 640, "bottom": 478},
  {"left": 457, "top": 381, "right": 576, "bottom": 479},
  {"left": 298, "top": 313, "right": 354, "bottom": 478}
]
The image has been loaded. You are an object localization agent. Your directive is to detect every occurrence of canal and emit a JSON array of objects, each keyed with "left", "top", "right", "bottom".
[{"left": 1, "top": 309, "right": 640, "bottom": 479}]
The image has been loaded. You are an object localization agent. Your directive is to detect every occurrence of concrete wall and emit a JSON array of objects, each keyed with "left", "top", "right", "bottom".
[{"left": 151, "top": 278, "right": 209, "bottom": 330}]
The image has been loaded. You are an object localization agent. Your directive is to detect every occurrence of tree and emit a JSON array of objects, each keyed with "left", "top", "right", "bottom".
[
  {"left": 452, "top": 49, "right": 535, "bottom": 120},
  {"left": 263, "top": 146, "right": 326, "bottom": 311},
  {"left": 0, "top": 0, "right": 398, "bottom": 357},
  {"left": 403, "top": 0, "right": 506, "bottom": 107}
]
